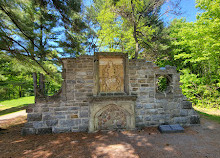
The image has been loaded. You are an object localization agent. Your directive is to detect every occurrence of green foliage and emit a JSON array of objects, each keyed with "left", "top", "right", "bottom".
[
  {"left": 0, "top": 52, "right": 34, "bottom": 99},
  {"left": 0, "top": 0, "right": 87, "bottom": 73},
  {"left": 88, "top": 0, "right": 172, "bottom": 58},
  {"left": 157, "top": 76, "right": 168, "bottom": 92},
  {"left": 169, "top": 0, "right": 220, "bottom": 109},
  {"left": 0, "top": 50, "right": 63, "bottom": 99},
  {"left": 0, "top": 0, "right": 87, "bottom": 99}
]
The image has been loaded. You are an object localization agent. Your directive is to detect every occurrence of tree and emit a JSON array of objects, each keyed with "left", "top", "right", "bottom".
[
  {"left": 0, "top": 52, "right": 33, "bottom": 99},
  {"left": 0, "top": 0, "right": 87, "bottom": 98},
  {"left": 87, "top": 0, "right": 181, "bottom": 58},
  {"left": 169, "top": 0, "right": 220, "bottom": 108},
  {"left": 0, "top": 0, "right": 86, "bottom": 74}
]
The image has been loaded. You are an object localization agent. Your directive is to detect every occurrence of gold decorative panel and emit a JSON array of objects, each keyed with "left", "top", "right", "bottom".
[{"left": 99, "top": 56, "right": 124, "bottom": 92}]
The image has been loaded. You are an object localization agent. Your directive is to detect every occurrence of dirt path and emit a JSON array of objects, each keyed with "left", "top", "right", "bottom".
[
  {"left": 194, "top": 107, "right": 220, "bottom": 116},
  {"left": 0, "top": 110, "right": 26, "bottom": 121},
  {"left": 0, "top": 117, "right": 220, "bottom": 158}
]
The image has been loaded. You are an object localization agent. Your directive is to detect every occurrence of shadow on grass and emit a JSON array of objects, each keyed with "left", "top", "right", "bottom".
[
  {"left": 0, "top": 104, "right": 29, "bottom": 116},
  {"left": 196, "top": 110, "right": 220, "bottom": 124}
]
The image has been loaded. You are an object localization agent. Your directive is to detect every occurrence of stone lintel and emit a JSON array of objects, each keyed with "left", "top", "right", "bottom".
[{"left": 89, "top": 95, "right": 137, "bottom": 102}]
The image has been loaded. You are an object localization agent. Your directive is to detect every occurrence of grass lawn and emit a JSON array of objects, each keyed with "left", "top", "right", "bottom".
[
  {"left": 194, "top": 106, "right": 220, "bottom": 124},
  {"left": 0, "top": 96, "right": 35, "bottom": 116},
  {"left": 197, "top": 111, "right": 220, "bottom": 124}
]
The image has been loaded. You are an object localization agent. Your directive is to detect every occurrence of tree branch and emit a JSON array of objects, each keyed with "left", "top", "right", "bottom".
[
  {"left": 0, "top": 5, "right": 40, "bottom": 49},
  {"left": 2, "top": 35, "right": 51, "bottom": 76}
]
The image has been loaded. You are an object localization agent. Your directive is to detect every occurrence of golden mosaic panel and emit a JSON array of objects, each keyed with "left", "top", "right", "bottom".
[{"left": 99, "top": 56, "right": 124, "bottom": 92}]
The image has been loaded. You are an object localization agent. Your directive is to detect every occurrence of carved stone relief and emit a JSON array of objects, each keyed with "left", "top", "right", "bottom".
[
  {"left": 99, "top": 56, "right": 124, "bottom": 92},
  {"left": 97, "top": 106, "right": 127, "bottom": 130}
]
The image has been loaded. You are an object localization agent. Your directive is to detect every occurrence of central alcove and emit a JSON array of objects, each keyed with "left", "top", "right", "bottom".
[{"left": 89, "top": 52, "right": 136, "bottom": 132}]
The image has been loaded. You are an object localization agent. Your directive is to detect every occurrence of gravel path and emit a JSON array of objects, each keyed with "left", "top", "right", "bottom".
[
  {"left": 0, "top": 117, "right": 220, "bottom": 158},
  {"left": 0, "top": 110, "right": 26, "bottom": 124}
]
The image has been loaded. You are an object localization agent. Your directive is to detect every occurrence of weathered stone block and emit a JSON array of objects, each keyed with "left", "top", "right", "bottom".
[
  {"left": 141, "top": 84, "right": 149, "bottom": 87},
  {"left": 171, "top": 109, "right": 180, "bottom": 117},
  {"left": 174, "top": 117, "right": 188, "bottom": 124},
  {"left": 159, "top": 124, "right": 184, "bottom": 133},
  {"left": 33, "top": 121, "right": 45, "bottom": 128},
  {"left": 136, "top": 103, "right": 143, "bottom": 109},
  {"left": 138, "top": 79, "right": 146, "bottom": 83},
  {"left": 82, "top": 118, "right": 89, "bottom": 125},
  {"left": 70, "top": 114, "right": 78, "bottom": 118},
  {"left": 144, "top": 104, "right": 154, "bottom": 109},
  {"left": 27, "top": 113, "right": 42, "bottom": 121},
  {"left": 36, "top": 128, "right": 52, "bottom": 134},
  {"left": 42, "top": 107, "right": 49, "bottom": 112},
  {"left": 42, "top": 114, "right": 54, "bottom": 121},
  {"left": 54, "top": 107, "right": 68, "bottom": 112},
  {"left": 24, "top": 122, "right": 34, "bottom": 128},
  {"left": 54, "top": 115, "right": 66, "bottom": 119},
  {"left": 131, "top": 83, "right": 139, "bottom": 87},
  {"left": 45, "top": 120, "right": 58, "bottom": 127},
  {"left": 76, "top": 71, "right": 86, "bottom": 76},
  {"left": 188, "top": 109, "right": 198, "bottom": 115},
  {"left": 152, "top": 115, "right": 164, "bottom": 121},
  {"left": 69, "top": 106, "right": 80, "bottom": 110},
  {"left": 182, "top": 101, "right": 192, "bottom": 109},
  {"left": 180, "top": 109, "right": 188, "bottom": 116},
  {"left": 146, "top": 109, "right": 158, "bottom": 114},
  {"left": 79, "top": 125, "right": 88, "bottom": 132},
  {"left": 190, "top": 115, "right": 200, "bottom": 124},
  {"left": 59, "top": 119, "right": 81, "bottom": 127},
  {"left": 149, "top": 92, "right": 154, "bottom": 98},
  {"left": 52, "top": 127, "right": 71, "bottom": 133},
  {"left": 138, "top": 110, "right": 145, "bottom": 115},
  {"left": 135, "top": 116, "right": 143, "bottom": 123},
  {"left": 149, "top": 121, "right": 158, "bottom": 126},
  {"left": 132, "top": 88, "right": 138, "bottom": 91},
  {"left": 145, "top": 116, "right": 151, "bottom": 121},
  {"left": 158, "top": 108, "right": 165, "bottom": 114},
  {"left": 80, "top": 110, "right": 89, "bottom": 118},
  {"left": 21, "top": 128, "right": 36, "bottom": 135}
]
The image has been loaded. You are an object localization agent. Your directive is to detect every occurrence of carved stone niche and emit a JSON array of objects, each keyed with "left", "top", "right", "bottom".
[
  {"left": 89, "top": 96, "right": 136, "bottom": 132},
  {"left": 94, "top": 52, "right": 129, "bottom": 95}
]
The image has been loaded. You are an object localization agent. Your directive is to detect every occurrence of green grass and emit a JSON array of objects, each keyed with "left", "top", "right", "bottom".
[
  {"left": 196, "top": 111, "right": 220, "bottom": 124},
  {"left": 0, "top": 96, "right": 35, "bottom": 116}
]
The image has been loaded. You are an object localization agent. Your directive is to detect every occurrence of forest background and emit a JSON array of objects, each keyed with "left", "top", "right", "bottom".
[{"left": 0, "top": 0, "right": 219, "bottom": 109}]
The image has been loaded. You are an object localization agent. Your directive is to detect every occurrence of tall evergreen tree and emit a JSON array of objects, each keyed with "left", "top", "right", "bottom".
[
  {"left": 0, "top": 0, "right": 86, "bottom": 73},
  {"left": 0, "top": 0, "right": 87, "bottom": 97}
]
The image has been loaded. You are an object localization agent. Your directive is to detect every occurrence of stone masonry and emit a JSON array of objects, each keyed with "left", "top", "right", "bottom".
[{"left": 22, "top": 52, "right": 199, "bottom": 135}]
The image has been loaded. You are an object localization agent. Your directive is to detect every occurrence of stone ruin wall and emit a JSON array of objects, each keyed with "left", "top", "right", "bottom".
[{"left": 22, "top": 53, "right": 200, "bottom": 135}]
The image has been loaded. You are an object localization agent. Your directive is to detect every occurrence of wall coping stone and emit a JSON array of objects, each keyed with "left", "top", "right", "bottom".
[{"left": 89, "top": 95, "right": 137, "bottom": 102}]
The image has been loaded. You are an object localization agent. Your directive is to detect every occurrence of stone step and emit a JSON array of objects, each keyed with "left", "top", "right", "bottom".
[{"left": 158, "top": 124, "right": 184, "bottom": 133}]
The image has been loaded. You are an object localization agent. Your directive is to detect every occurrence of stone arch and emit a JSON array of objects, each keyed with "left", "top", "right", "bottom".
[{"left": 94, "top": 104, "right": 132, "bottom": 131}]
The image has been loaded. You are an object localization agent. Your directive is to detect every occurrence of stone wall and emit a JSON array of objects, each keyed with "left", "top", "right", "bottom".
[
  {"left": 128, "top": 60, "right": 199, "bottom": 128},
  {"left": 22, "top": 56, "right": 94, "bottom": 134},
  {"left": 22, "top": 53, "right": 199, "bottom": 135}
]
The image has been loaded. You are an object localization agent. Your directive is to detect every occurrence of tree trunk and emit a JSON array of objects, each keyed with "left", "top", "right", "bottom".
[
  {"left": 131, "top": 0, "right": 139, "bottom": 58},
  {"left": 134, "top": 34, "right": 139, "bottom": 58},
  {"left": 39, "top": 73, "right": 45, "bottom": 95},
  {"left": 19, "top": 86, "right": 22, "bottom": 98},
  {"left": 33, "top": 72, "right": 38, "bottom": 99}
]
